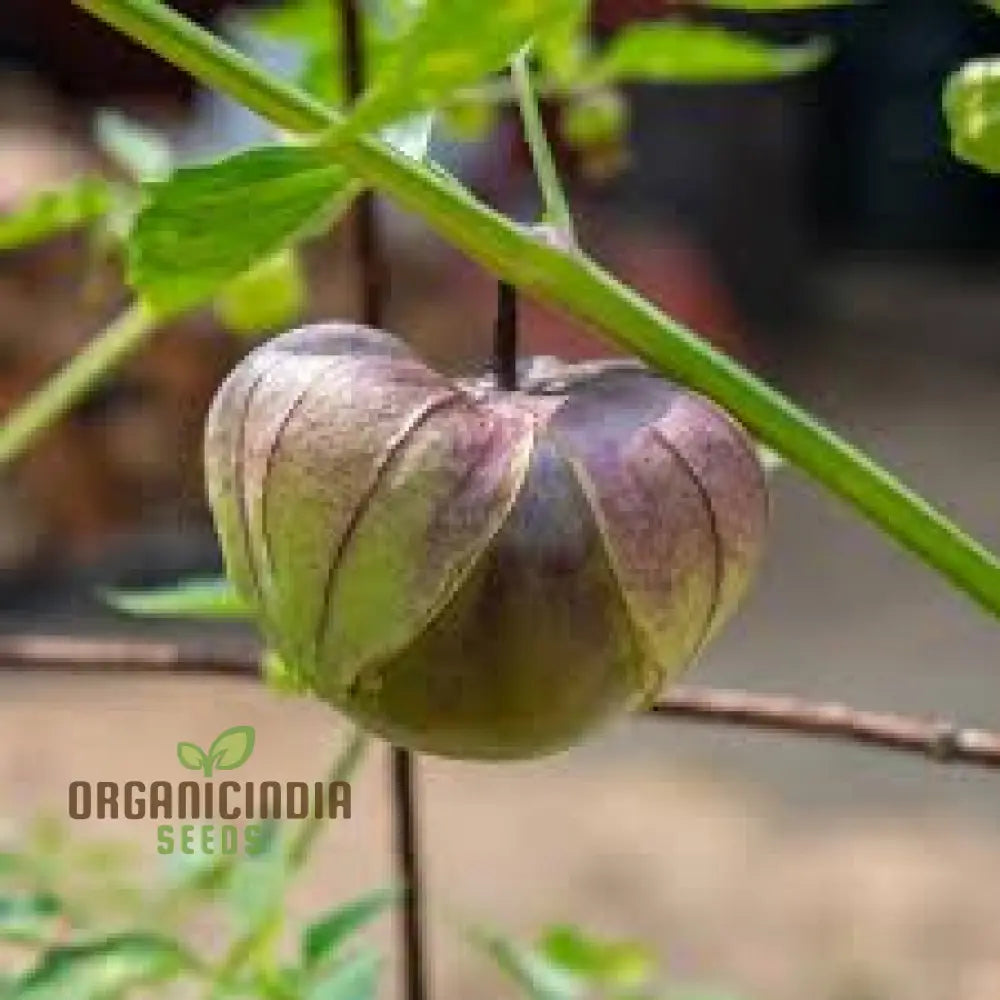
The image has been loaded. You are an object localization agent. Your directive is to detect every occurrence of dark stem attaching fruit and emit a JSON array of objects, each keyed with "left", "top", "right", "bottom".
[{"left": 205, "top": 324, "right": 768, "bottom": 760}]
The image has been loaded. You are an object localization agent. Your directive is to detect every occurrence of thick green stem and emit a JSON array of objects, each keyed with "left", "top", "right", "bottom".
[
  {"left": 69, "top": 0, "right": 1000, "bottom": 617},
  {"left": 0, "top": 301, "right": 158, "bottom": 466},
  {"left": 510, "top": 47, "right": 575, "bottom": 240}
]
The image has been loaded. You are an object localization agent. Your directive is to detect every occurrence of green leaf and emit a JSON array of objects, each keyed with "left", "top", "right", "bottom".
[
  {"left": 0, "top": 893, "right": 61, "bottom": 944},
  {"left": 944, "top": 59, "right": 1000, "bottom": 174},
  {"left": 129, "top": 144, "right": 359, "bottom": 315},
  {"left": 539, "top": 925, "right": 653, "bottom": 990},
  {"left": 104, "top": 576, "right": 252, "bottom": 619},
  {"left": 0, "top": 178, "right": 112, "bottom": 251},
  {"left": 535, "top": 0, "right": 590, "bottom": 86},
  {"left": 561, "top": 89, "right": 628, "bottom": 149},
  {"left": 252, "top": 0, "right": 406, "bottom": 108},
  {"left": 177, "top": 742, "right": 208, "bottom": 772},
  {"left": 210, "top": 725, "right": 256, "bottom": 770},
  {"left": 214, "top": 247, "right": 308, "bottom": 336},
  {"left": 350, "top": 0, "right": 581, "bottom": 131},
  {"left": 303, "top": 887, "right": 399, "bottom": 967},
  {"left": 470, "top": 928, "right": 585, "bottom": 1000},
  {"left": 305, "top": 947, "right": 381, "bottom": 1000},
  {"left": 11, "top": 933, "right": 192, "bottom": 998},
  {"left": 94, "top": 109, "right": 172, "bottom": 181},
  {"left": 589, "top": 23, "right": 828, "bottom": 84}
]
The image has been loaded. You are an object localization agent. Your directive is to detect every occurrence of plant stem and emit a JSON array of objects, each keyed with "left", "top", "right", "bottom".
[
  {"left": 510, "top": 47, "right": 574, "bottom": 241},
  {"left": 337, "top": 5, "right": 429, "bottom": 997},
  {"left": 208, "top": 729, "right": 369, "bottom": 996},
  {"left": 68, "top": 0, "right": 1000, "bottom": 618},
  {"left": 0, "top": 301, "right": 157, "bottom": 466},
  {"left": 494, "top": 281, "right": 519, "bottom": 391}
]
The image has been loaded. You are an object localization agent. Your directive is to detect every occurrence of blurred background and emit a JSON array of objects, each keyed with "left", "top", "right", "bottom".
[{"left": 2, "top": 2, "right": 1000, "bottom": 998}]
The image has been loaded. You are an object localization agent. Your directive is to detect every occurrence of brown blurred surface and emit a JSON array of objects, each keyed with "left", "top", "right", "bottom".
[{"left": 0, "top": 0, "right": 235, "bottom": 103}]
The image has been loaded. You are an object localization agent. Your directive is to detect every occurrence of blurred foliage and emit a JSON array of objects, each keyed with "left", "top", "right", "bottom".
[
  {"left": 0, "top": 815, "right": 745, "bottom": 999},
  {"left": 943, "top": 2, "right": 1000, "bottom": 175}
]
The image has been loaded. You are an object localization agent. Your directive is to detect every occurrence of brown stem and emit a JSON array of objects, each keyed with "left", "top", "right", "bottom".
[
  {"left": 342, "top": 0, "right": 384, "bottom": 328},
  {"left": 2, "top": 634, "right": 1000, "bottom": 771},
  {"left": 493, "top": 280, "right": 519, "bottom": 391},
  {"left": 339, "top": 3, "right": 427, "bottom": 1000}
]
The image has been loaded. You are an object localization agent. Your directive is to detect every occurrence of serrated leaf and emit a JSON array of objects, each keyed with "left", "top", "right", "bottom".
[
  {"left": 104, "top": 576, "right": 252, "bottom": 619},
  {"left": 177, "top": 742, "right": 207, "bottom": 772},
  {"left": 305, "top": 947, "right": 382, "bottom": 1000},
  {"left": 350, "top": 0, "right": 580, "bottom": 131},
  {"left": 0, "top": 178, "right": 112, "bottom": 251},
  {"left": 303, "top": 887, "right": 399, "bottom": 966},
  {"left": 129, "top": 144, "right": 360, "bottom": 315},
  {"left": 944, "top": 58, "right": 1000, "bottom": 174},
  {"left": 11, "top": 933, "right": 191, "bottom": 998},
  {"left": 209, "top": 725, "right": 256, "bottom": 770},
  {"left": 589, "top": 24, "right": 828, "bottom": 84}
]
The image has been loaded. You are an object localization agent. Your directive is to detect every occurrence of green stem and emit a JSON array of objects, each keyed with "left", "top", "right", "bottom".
[
  {"left": 0, "top": 301, "right": 158, "bottom": 466},
  {"left": 208, "top": 729, "right": 369, "bottom": 996},
  {"left": 286, "top": 728, "right": 368, "bottom": 869},
  {"left": 510, "top": 47, "right": 575, "bottom": 240},
  {"left": 69, "top": 0, "right": 1000, "bottom": 618}
]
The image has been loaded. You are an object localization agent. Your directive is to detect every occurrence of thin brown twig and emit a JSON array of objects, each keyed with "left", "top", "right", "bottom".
[
  {"left": 338, "top": 3, "right": 427, "bottom": 999},
  {"left": 1, "top": 633, "right": 1000, "bottom": 771}
]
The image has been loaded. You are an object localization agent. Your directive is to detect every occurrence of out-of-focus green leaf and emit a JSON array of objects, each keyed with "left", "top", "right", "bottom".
[
  {"left": 0, "top": 178, "right": 112, "bottom": 251},
  {"left": 534, "top": 0, "right": 590, "bottom": 85},
  {"left": 589, "top": 23, "right": 828, "bottom": 84},
  {"left": 104, "top": 577, "right": 252, "bottom": 619},
  {"left": 214, "top": 247, "right": 308, "bottom": 337},
  {"left": 302, "top": 887, "right": 398, "bottom": 967},
  {"left": 0, "top": 893, "right": 61, "bottom": 943},
  {"left": 304, "top": 947, "right": 381, "bottom": 1000},
  {"left": 11, "top": 933, "right": 192, "bottom": 997},
  {"left": 0, "top": 853, "right": 22, "bottom": 878},
  {"left": 350, "top": 0, "right": 580, "bottom": 131},
  {"left": 252, "top": 0, "right": 405, "bottom": 107},
  {"left": 95, "top": 110, "right": 172, "bottom": 181},
  {"left": 539, "top": 925, "right": 653, "bottom": 990},
  {"left": 944, "top": 58, "right": 1000, "bottom": 174},
  {"left": 561, "top": 89, "right": 628, "bottom": 149},
  {"left": 439, "top": 96, "right": 497, "bottom": 140},
  {"left": 129, "top": 144, "right": 360, "bottom": 315},
  {"left": 470, "top": 927, "right": 585, "bottom": 1000}
]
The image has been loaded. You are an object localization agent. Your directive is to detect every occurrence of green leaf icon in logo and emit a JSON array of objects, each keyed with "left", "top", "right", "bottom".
[
  {"left": 176, "top": 725, "right": 255, "bottom": 777},
  {"left": 177, "top": 742, "right": 208, "bottom": 774}
]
